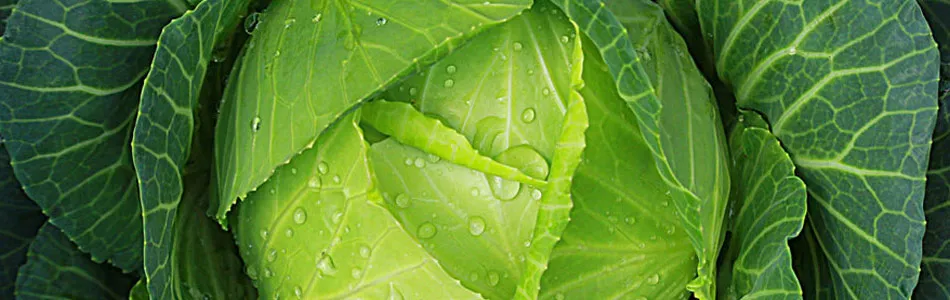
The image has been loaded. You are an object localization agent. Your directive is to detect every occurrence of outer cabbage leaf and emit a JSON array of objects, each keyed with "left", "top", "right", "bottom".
[
  {"left": 15, "top": 223, "right": 136, "bottom": 299},
  {"left": 0, "top": 0, "right": 14, "bottom": 35},
  {"left": 212, "top": 0, "right": 534, "bottom": 224},
  {"left": 696, "top": 0, "right": 940, "bottom": 297},
  {"left": 233, "top": 114, "right": 482, "bottom": 299},
  {"left": 718, "top": 111, "right": 806, "bottom": 300},
  {"left": 917, "top": 0, "right": 950, "bottom": 297},
  {"left": 539, "top": 37, "right": 696, "bottom": 300},
  {"left": 367, "top": 3, "right": 586, "bottom": 298},
  {"left": 0, "top": 143, "right": 45, "bottom": 298},
  {"left": 0, "top": 0, "right": 186, "bottom": 271},
  {"left": 130, "top": 0, "right": 255, "bottom": 298},
  {"left": 551, "top": 1, "right": 731, "bottom": 297}
]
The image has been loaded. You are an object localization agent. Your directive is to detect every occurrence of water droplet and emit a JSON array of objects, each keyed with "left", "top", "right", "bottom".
[
  {"left": 285, "top": 228, "right": 294, "bottom": 237},
  {"left": 624, "top": 217, "right": 637, "bottom": 225},
  {"left": 520, "top": 108, "right": 536, "bottom": 123},
  {"left": 426, "top": 154, "right": 440, "bottom": 163},
  {"left": 662, "top": 201, "right": 669, "bottom": 207},
  {"left": 647, "top": 274, "right": 660, "bottom": 285},
  {"left": 788, "top": 47, "right": 797, "bottom": 55},
  {"left": 409, "top": 87, "right": 418, "bottom": 96},
  {"left": 263, "top": 268, "right": 273, "bottom": 278},
  {"left": 531, "top": 189, "right": 542, "bottom": 200},
  {"left": 513, "top": 42, "right": 523, "bottom": 51},
  {"left": 260, "top": 229, "right": 269, "bottom": 239},
  {"left": 246, "top": 266, "right": 259, "bottom": 280},
  {"left": 352, "top": 267, "right": 363, "bottom": 278},
  {"left": 251, "top": 116, "right": 262, "bottom": 132},
  {"left": 294, "top": 286, "right": 303, "bottom": 298},
  {"left": 359, "top": 245, "right": 371, "bottom": 258},
  {"left": 332, "top": 175, "right": 341, "bottom": 184},
  {"left": 468, "top": 217, "right": 486, "bottom": 236},
  {"left": 332, "top": 212, "right": 343, "bottom": 224},
  {"left": 488, "top": 176, "right": 520, "bottom": 201},
  {"left": 404, "top": 158, "right": 413, "bottom": 165},
  {"left": 524, "top": 240, "right": 532, "bottom": 247},
  {"left": 311, "top": 13, "right": 322, "bottom": 23},
  {"left": 488, "top": 271, "right": 500, "bottom": 286},
  {"left": 317, "top": 161, "right": 329, "bottom": 174},
  {"left": 443, "top": 79, "right": 455, "bottom": 88},
  {"left": 315, "top": 253, "right": 337, "bottom": 276},
  {"left": 413, "top": 157, "right": 425, "bottom": 168},
  {"left": 446, "top": 65, "right": 457, "bottom": 74},
  {"left": 560, "top": 35, "right": 569, "bottom": 43},
  {"left": 542, "top": 88, "right": 550, "bottom": 95},
  {"left": 269, "top": 188, "right": 276, "bottom": 195},
  {"left": 417, "top": 222, "right": 437, "bottom": 239},
  {"left": 395, "top": 194, "right": 411, "bottom": 208},
  {"left": 267, "top": 249, "right": 278, "bottom": 262},
  {"left": 494, "top": 145, "right": 550, "bottom": 179},
  {"left": 470, "top": 188, "right": 480, "bottom": 197},
  {"left": 308, "top": 177, "right": 321, "bottom": 189},
  {"left": 294, "top": 207, "right": 307, "bottom": 224},
  {"left": 284, "top": 18, "right": 296, "bottom": 28},
  {"left": 290, "top": 168, "right": 298, "bottom": 174},
  {"left": 376, "top": 17, "right": 387, "bottom": 26},
  {"left": 244, "top": 13, "right": 260, "bottom": 35}
]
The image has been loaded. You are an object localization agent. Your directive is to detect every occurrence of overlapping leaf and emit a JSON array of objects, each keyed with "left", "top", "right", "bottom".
[
  {"left": 719, "top": 111, "right": 806, "bottom": 300},
  {"left": 550, "top": 1, "right": 731, "bottom": 298},
  {"left": 0, "top": 0, "right": 186, "bottom": 272},
  {"left": 233, "top": 114, "right": 483, "bottom": 299},
  {"left": 212, "top": 0, "right": 534, "bottom": 224},
  {"left": 917, "top": 0, "right": 950, "bottom": 297},
  {"left": 369, "top": 3, "right": 586, "bottom": 297},
  {"left": 696, "top": 0, "right": 939, "bottom": 297},
  {"left": 0, "top": 143, "right": 45, "bottom": 298},
  {"left": 0, "top": 0, "right": 14, "bottom": 35},
  {"left": 15, "top": 223, "right": 136, "bottom": 299},
  {"left": 539, "top": 37, "right": 696, "bottom": 300},
  {"left": 130, "top": 0, "right": 255, "bottom": 298}
]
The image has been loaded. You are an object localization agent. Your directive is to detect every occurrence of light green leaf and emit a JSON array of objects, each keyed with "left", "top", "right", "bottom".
[
  {"left": 551, "top": 1, "right": 732, "bottom": 298},
  {"left": 0, "top": 143, "right": 45, "bottom": 298},
  {"left": 696, "top": 0, "right": 940, "bottom": 297},
  {"left": 367, "top": 3, "right": 585, "bottom": 298},
  {"left": 917, "top": 0, "right": 950, "bottom": 298},
  {"left": 360, "top": 100, "right": 547, "bottom": 188},
  {"left": 212, "top": 0, "right": 533, "bottom": 224},
  {"left": 233, "top": 114, "right": 482, "bottom": 299},
  {"left": 15, "top": 223, "right": 137, "bottom": 300},
  {"left": 0, "top": 0, "right": 186, "bottom": 272},
  {"left": 719, "top": 111, "right": 806, "bottom": 300},
  {"left": 539, "top": 36, "right": 696, "bottom": 300},
  {"left": 130, "top": 0, "right": 255, "bottom": 298}
]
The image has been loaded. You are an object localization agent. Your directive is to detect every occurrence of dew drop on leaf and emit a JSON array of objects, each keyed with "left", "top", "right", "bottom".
[
  {"left": 251, "top": 116, "right": 262, "bottom": 132},
  {"left": 413, "top": 157, "right": 425, "bottom": 168},
  {"left": 542, "top": 88, "right": 550, "bottom": 95},
  {"left": 317, "top": 161, "right": 329, "bottom": 174},
  {"left": 468, "top": 217, "right": 486, "bottom": 236},
  {"left": 513, "top": 42, "right": 523, "bottom": 51},
  {"left": 624, "top": 217, "right": 636, "bottom": 225},
  {"left": 470, "top": 188, "right": 480, "bottom": 197},
  {"left": 267, "top": 249, "right": 278, "bottom": 262},
  {"left": 263, "top": 268, "right": 273, "bottom": 278},
  {"left": 332, "top": 212, "right": 343, "bottom": 224},
  {"left": 560, "top": 35, "right": 569, "bottom": 43},
  {"left": 376, "top": 17, "right": 387, "bottom": 26},
  {"left": 446, "top": 65, "right": 457, "bottom": 74},
  {"left": 521, "top": 108, "right": 536, "bottom": 123},
  {"left": 332, "top": 175, "right": 341, "bottom": 184},
  {"left": 311, "top": 13, "right": 322, "bottom": 23},
  {"left": 246, "top": 266, "right": 259, "bottom": 280},
  {"left": 285, "top": 228, "right": 294, "bottom": 237},
  {"left": 294, "top": 286, "right": 303, "bottom": 299},
  {"left": 293, "top": 207, "right": 307, "bottom": 224},
  {"left": 308, "top": 177, "right": 321, "bottom": 189},
  {"left": 488, "top": 176, "right": 520, "bottom": 201},
  {"left": 531, "top": 189, "right": 542, "bottom": 200},
  {"left": 315, "top": 252, "right": 337, "bottom": 276},
  {"left": 359, "top": 245, "right": 371, "bottom": 258},
  {"left": 417, "top": 222, "right": 437, "bottom": 239},
  {"left": 647, "top": 274, "right": 660, "bottom": 285},
  {"left": 488, "top": 271, "right": 500, "bottom": 286},
  {"left": 394, "top": 194, "right": 411, "bottom": 208},
  {"left": 443, "top": 79, "right": 455, "bottom": 88},
  {"left": 244, "top": 12, "right": 260, "bottom": 35}
]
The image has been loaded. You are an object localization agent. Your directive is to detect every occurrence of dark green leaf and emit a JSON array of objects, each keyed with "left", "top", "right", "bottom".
[
  {"left": 0, "top": 0, "right": 186, "bottom": 272},
  {"left": 130, "top": 0, "right": 256, "bottom": 298},
  {"left": 15, "top": 223, "right": 136, "bottom": 300},
  {"left": 696, "top": 0, "right": 940, "bottom": 297},
  {"left": 129, "top": 279, "right": 148, "bottom": 300},
  {"left": 0, "top": 0, "right": 15, "bottom": 35},
  {"left": 719, "top": 111, "right": 806, "bottom": 300},
  {"left": 212, "top": 0, "right": 534, "bottom": 225},
  {"left": 0, "top": 143, "right": 45, "bottom": 298},
  {"left": 917, "top": 0, "right": 950, "bottom": 298},
  {"left": 539, "top": 36, "right": 696, "bottom": 300}
]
